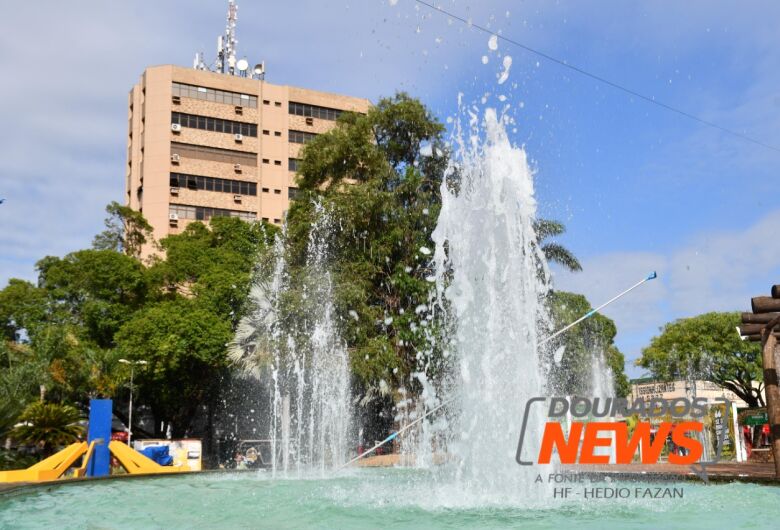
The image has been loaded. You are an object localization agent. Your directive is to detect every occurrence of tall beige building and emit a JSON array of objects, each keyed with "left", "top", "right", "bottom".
[{"left": 125, "top": 65, "right": 369, "bottom": 256}]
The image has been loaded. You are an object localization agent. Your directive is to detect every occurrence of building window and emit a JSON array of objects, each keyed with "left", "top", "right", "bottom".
[
  {"left": 288, "top": 158, "right": 300, "bottom": 172},
  {"left": 171, "top": 142, "right": 257, "bottom": 166},
  {"left": 274, "top": 131, "right": 282, "bottom": 137},
  {"left": 288, "top": 101, "right": 344, "bottom": 121},
  {"left": 172, "top": 112, "right": 257, "bottom": 137},
  {"left": 289, "top": 130, "right": 317, "bottom": 144},
  {"left": 262, "top": 187, "right": 269, "bottom": 192},
  {"left": 172, "top": 82, "right": 257, "bottom": 108},
  {"left": 263, "top": 130, "right": 270, "bottom": 135},
  {"left": 274, "top": 160, "right": 281, "bottom": 166},
  {"left": 169, "top": 204, "right": 256, "bottom": 222},
  {"left": 170, "top": 173, "right": 257, "bottom": 196}
]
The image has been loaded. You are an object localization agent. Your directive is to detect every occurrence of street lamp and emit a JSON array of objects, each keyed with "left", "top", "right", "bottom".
[{"left": 118, "top": 359, "right": 147, "bottom": 446}]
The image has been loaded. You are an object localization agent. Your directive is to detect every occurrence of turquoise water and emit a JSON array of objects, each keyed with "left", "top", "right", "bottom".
[{"left": 1, "top": 469, "right": 779, "bottom": 529}]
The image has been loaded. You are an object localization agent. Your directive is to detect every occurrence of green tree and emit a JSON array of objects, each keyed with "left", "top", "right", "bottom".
[
  {"left": 547, "top": 291, "right": 629, "bottom": 397},
  {"left": 0, "top": 279, "right": 48, "bottom": 342},
  {"left": 150, "top": 216, "right": 277, "bottom": 326},
  {"left": 92, "top": 201, "right": 154, "bottom": 259},
  {"left": 286, "top": 92, "right": 447, "bottom": 400},
  {"left": 114, "top": 299, "right": 233, "bottom": 437},
  {"left": 637, "top": 311, "right": 763, "bottom": 407},
  {"left": 534, "top": 219, "right": 582, "bottom": 272},
  {"left": 36, "top": 249, "right": 148, "bottom": 348},
  {"left": 10, "top": 402, "right": 84, "bottom": 457}
]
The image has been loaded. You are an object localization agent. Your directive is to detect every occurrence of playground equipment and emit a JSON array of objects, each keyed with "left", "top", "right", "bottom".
[{"left": 0, "top": 399, "right": 191, "bottom": 485}]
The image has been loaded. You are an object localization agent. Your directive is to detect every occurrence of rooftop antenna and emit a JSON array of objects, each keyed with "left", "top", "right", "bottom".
[
  {"left": 216, "top": 0, "right": 239, "bottom": 75},
  {"left": 194, "top": 1, "right": 265, "bottom": 79},
  {"left": 193, "top": 51, "right": 207, "bottom": 71}
]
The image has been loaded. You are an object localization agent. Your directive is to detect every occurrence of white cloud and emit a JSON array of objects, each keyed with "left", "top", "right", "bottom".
[{"left": 668, "top": 210, "right": 780, "bottom": 314}]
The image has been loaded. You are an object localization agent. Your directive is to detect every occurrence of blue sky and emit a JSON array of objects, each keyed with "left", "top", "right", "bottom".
[{"left": 1, "top": 1, "right": 779, "bottom": 378}]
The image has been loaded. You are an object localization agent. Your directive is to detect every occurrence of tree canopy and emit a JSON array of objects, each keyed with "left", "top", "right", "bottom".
[
  {"left": 0, "top": 209, "right": 277, "bottom": 439},
  {"left": 637, "top": 311, "right": 763, "bottom": 407},
  {"left": 92, "top": 201, "right": 154, "bottom": 259},
  {"left": 285, "top": 93, "right": 448, "bottom": 400}
]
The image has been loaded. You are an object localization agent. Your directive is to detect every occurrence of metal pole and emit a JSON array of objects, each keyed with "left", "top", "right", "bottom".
[
  {"left": 128, "top": 365, "right": 134, "bottom": 447},
  {"left": 119, "top": 359, "right": 146, "bottom": 447},
  {"left": 538, "top": 271, "right": 657, "bottom": 348}
]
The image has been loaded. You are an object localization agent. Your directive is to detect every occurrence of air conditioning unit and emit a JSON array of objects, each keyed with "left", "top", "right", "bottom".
[
  {"left": 170, "top": 154, "right": 180, "bottom": 164},
  {"left": 234, "top": 105, "right": 243, "bottom": 114},
  {"left": 233, "top": 164, "right": 242, "bottom": 172},
  {"left": 233, "top": 194, "right": 242, "bottom": 202},
  {"left": 170, "top": 187, "right": 179, "bottom": 195},
  {"left": 169, "top": 213, "right": 179, "bottom": 221},
  {"left": 172, "top": 95, "right": 181, "bottom": 104},
  {"left": 234, "top": 133, "right": 244, "bottom": 142},
  {"left": 305, "top": 117, "right": 314, "bottom": 126},
  {"left": 171, "top": 123, "right": 182, "bottom": 132}
]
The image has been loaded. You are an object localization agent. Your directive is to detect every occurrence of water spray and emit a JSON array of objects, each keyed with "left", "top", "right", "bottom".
[{"left": 339, "top": 271, "right": 658, "bottom": 469}]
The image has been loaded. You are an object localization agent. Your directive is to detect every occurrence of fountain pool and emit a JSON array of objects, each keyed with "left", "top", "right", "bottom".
[{"left": 1, "top": 470, "right": 779, "bottom": 529}]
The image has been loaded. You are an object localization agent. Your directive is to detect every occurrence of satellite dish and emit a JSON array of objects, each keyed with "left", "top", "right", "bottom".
[
  {"left": 236, "top": 58, "right": 249, "bottom": 72},
  {"left": 253, "top": 62, "right": 265, "bottom": 75}
]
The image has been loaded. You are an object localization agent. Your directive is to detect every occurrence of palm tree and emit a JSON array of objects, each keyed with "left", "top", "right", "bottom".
[
  {"left": 10, "top": 402, "right": 84, "bottom": 457},
  {"left": 0, "top": 401, "right": 20, "bottom": 441},
  {"left": 534, "top": 219, "right": 582, "bottom": 272}
]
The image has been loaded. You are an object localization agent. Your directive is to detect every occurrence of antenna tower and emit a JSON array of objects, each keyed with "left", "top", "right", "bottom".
[
  {"left": 216, "top": 1, "right": 238, "bottom": 74},
  {"left": 192, "top": 1, "right": 264, "bottom": 79}
]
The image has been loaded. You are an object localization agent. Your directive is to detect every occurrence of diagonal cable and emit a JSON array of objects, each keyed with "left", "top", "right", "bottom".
[{"left": 414, "top": 0, "right": 780, "bottom": 154}]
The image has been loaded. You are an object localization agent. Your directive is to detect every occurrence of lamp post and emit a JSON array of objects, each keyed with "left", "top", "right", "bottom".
[{"left": 118, "top": 359, "right": 147, "bottom": 447}]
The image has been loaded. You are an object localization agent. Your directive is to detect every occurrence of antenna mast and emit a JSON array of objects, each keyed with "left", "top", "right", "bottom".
[
  {"left": 193, "top": 1, "right": 264, "bottom": 79},
  {"left": 216, "top": 0, "right": 238, "bottom": 74}
]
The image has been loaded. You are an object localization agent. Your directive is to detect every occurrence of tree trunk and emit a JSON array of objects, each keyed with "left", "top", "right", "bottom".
[{"left": 721, "top": 380, "right": 760, "bottom": 408}]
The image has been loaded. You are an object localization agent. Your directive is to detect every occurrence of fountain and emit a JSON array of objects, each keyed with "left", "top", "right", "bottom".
[
  {"left": 419, "top": 106, "right": 553, "bottom": 500},
  {"left": 230, "top": 202, "right": 351, "bottom": 474}
]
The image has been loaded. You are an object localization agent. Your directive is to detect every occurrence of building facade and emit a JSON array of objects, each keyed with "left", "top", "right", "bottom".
[
  {"left": 629, "top": 378, "right": 749, "bottom": 408},
  {"left": 126, "top": 65, "right": 370, "bottom": 257}
]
